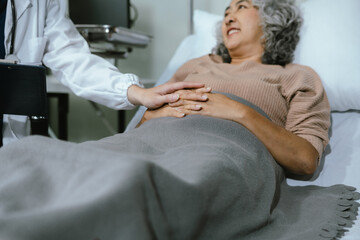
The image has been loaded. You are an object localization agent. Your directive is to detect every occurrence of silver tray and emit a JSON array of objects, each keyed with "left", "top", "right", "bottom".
[{"left": 76, "top": 24, "right": 152, "bottom": 48}]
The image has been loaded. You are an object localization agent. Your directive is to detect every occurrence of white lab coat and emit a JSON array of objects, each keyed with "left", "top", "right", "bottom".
[{"left": 2, "top": 0, "right": 142, "bottom": 145}]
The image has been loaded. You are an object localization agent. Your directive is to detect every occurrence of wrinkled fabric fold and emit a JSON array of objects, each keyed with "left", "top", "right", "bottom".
[{"left": 0, "top": 93, "right": 357, "bottom": 240}]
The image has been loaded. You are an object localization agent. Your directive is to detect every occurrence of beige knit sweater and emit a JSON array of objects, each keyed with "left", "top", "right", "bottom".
[{"left": 169, "top": 54, "right": 331, "bottom": 157}]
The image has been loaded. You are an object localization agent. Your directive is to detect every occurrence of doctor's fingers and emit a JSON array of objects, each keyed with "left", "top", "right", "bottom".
[
  {"left": 156, "top": 82, "right": 206, "bottom": 95},
  {"left": 168, "top": 92, "right": 210, "bottom": 107},
  {"left": 147, "top": 88, "right": 209, "bottom": 109},
  {"left": 175, "top": 87, "right": 211, "bottom": 95},
  {"left": 194, "top": 87, "right": 212, "bottom": 93}
]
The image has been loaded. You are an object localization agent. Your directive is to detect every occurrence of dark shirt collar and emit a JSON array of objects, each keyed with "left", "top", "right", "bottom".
[
  {"left": 0, "top": 0, "right": 6, "bottom": 59},
  {"left": 0, "top": 0, "right": 7, "bottom": 13}
]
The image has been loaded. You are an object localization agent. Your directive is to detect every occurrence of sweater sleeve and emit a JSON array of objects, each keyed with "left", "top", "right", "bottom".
[{"left": 283, "top": 65, "right": 331, "bottom": 159}]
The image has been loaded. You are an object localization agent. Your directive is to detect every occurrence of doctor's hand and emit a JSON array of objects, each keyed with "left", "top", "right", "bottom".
[
  {"left": 127, "top": 82, "right": 211, "bottom": 109},
  {"left": 136, "top": 87, "right": 211, "bottom": 128}
]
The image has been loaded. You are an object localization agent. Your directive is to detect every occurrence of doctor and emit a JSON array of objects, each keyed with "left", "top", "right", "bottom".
[{"left": 0, "top": 0, "right": 209, "bottom": 145}]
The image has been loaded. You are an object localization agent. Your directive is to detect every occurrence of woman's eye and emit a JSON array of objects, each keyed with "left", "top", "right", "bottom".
[{"left": 224, "top": 4, "right": 247, "bottom": 17}]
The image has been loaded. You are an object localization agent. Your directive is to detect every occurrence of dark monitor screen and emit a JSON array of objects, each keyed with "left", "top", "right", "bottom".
[{"left": 69, "top": 0, "right": 130, "bottom": 28}]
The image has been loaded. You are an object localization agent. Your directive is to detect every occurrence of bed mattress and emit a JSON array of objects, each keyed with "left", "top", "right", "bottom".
[{"left": 288, "top": 111, "right": 360, "bottom": 239}]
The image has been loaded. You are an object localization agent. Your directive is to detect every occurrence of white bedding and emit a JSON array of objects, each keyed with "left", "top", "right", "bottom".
[
  {"left": 126, "top": 33, "right": 360, "bottom": 238},
  {"left": 127, "top": 2, "right": 360, "bottom": 235},
  {"left": 129, "top": 0, "right": 360, "bottom": 236},
  {"left": 288, "top": 111, "right": 360, "bottom": 239}
]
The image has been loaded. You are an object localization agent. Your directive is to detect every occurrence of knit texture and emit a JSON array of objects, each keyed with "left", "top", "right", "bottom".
[{"left": 169, "top": 54, "right": 330, "bottom": 157}]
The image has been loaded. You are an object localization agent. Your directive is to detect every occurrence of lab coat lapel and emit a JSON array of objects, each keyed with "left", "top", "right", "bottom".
[
  {"left": 4, "top": 0, "right": 32, "bottom": 44},
  {"left": 14, "top": 0, "right": 32, "bottom": 21}
]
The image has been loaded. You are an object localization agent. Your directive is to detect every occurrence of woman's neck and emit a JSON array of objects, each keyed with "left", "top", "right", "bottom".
[{"left": 230, "top": 53, "right": 263, "bottom": 65}]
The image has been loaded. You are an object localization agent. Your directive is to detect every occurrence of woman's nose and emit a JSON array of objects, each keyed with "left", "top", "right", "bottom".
[{"left": 225, "top": 15, "right": 235, "bottom": 25}]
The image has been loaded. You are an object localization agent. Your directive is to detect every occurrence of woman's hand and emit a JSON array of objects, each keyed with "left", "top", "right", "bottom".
[
  {"left": 170, "top": 93, "right": 242, "bottom": 120},
  {"left": 127, "top": 82, "right": 211, "bottom": 109},
  {"left": 136, "top": 104, "right": 203, "bottom": 128},
  {"left": 136, "top": 87, "right": 212, "bottom": 127}
]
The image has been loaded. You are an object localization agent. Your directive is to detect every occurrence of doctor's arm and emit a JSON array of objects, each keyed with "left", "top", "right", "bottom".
[{"left": 41, "top": 1, "right": 208, "bottom": 110}]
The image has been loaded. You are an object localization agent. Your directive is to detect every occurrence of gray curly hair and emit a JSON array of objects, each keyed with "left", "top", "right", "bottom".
[{"left": 213, "top": 0, "right": 303, "bottom": 66}]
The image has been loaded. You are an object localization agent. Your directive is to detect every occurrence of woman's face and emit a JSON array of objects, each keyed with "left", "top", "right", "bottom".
[{"left": 222, "top": 0, "right": 264, "bottom": 60}]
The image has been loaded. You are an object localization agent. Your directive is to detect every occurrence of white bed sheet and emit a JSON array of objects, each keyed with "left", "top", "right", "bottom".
[
  {"left": 126, "top": 35, "right": 360, "bottom": 238},
  {"left": 288, "top": 111, "right": 360, "bottom": 239}
]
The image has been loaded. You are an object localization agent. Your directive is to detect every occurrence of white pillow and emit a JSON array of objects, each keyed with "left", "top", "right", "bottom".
[
  {"left": 192, "top": 0, "right": 360, "bottom": 111},
  {"left": 193, "top": 10, "right": 222, "bottom": 57},
  {"left": 294, "top": 0, "right": 360, "bottom": 111}
]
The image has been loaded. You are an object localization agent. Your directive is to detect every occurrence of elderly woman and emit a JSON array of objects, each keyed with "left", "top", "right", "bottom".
[
  {"left": 140, "top": 0, "right": 330, "bottom": 176},
  {"left": 0, "top": 1, "right": 357, "bottom": 240}
]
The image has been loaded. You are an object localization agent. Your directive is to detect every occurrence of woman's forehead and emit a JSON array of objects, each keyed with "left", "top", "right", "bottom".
[{"left": 225, "top": 0, "right": 252, "bottom": 12}]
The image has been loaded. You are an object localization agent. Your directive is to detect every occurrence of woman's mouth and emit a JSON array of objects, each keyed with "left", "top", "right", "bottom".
[{"left": 227, "top": 28, "right": 240, "bottom": 36}]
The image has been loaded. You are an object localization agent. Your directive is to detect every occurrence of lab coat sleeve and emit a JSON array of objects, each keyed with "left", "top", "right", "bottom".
[{"left": 42, "top": 0, "right": 143, "bottom": 110}]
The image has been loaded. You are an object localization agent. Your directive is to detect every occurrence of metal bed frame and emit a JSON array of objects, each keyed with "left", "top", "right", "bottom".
[{"left": 189, "top": 0, "right": 195, "bottom": 34}]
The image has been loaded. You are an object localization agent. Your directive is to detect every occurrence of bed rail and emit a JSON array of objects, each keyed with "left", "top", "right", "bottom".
[{"left": 189, "top": 0, "right": 194, "bottom": 34}]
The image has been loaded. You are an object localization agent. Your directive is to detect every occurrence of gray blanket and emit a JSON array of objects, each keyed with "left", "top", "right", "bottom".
[{"left": 0, "top": 94, "right": 358, "bottom": 240}]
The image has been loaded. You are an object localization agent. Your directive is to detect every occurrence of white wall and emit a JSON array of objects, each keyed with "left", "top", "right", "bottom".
[
  {"left": 59, "top": 0, "right": 230, "bottom": 142},
  {"left": 116, "top": 0, "right": 229, "bottom": 83},
  {"left": 61, "top": 0, "right": 310, "bottom": 142},
  {"left": 116, "top": 0, "right": 306, "bottom": 83},
  {"left": 115, "top": 0, "right": 188, "bottom": 82}
]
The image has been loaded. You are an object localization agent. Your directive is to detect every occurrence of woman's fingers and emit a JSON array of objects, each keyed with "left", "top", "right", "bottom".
[
  {"left": 172, "top": 109, "right": 186, "bottom": 118},
  {"left": 168, "top": 100, "right": 184, "bottom": 107},
  {"left": 183, "top": 104, "right": 202, "bottom": 111},
  {"left": 177, "top": 108, "right": 202, "bottom": 116},
  {"left": 195, "top": 87, "right": 212, "bottom": 94},
  {"left": 177, "top": 91, "right": 209, "bottom": 102},
  {"left": 169, "top": 99, "right": 204, "bottom": 108},
  {"left": 168, "top": 89, "right": 211, "bottom": 107},
  {"left": 173, "top": 104, "right": 203, "bottom": 116},
  {"left": 175, "top": 87, "right": 211, "bottom": 101}
]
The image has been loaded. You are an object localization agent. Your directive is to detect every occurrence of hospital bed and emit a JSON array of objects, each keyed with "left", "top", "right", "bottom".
[
  {"left": 126, "top": 0, "right": 360, "bottom": 238},
  {"left": 0, "top": 0, "right": 358, "bottom": 238}
]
